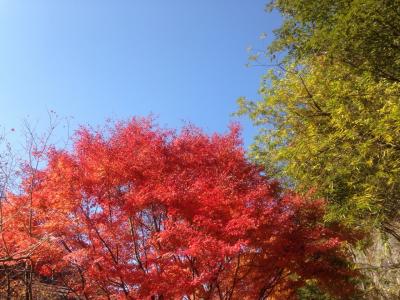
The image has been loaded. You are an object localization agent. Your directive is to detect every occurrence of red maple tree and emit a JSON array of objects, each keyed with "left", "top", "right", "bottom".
[{"left": 2, "top": 118, "right": 356, "bottom": 299}]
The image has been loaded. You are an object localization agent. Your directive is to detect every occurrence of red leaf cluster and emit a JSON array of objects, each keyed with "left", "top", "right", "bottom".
[{"left": 1, "top": 118, "right": 356, "bottom": 299}]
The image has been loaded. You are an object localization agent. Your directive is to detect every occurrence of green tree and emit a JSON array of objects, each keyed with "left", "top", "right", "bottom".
[
  {"left": 239, "top": 1, "right": 400, "bottom": 297},
  {"left": 240, "top": 0, "right": 400, "bottom": 233},
  {"left": 266, "top": 0, "right": 400, "bottom": 82},
  {"left": 239, "top": 58, "right": 400, "bottom": 229},
  {"left": 240, "top": 1, "right": 400, "bottom": 297}
]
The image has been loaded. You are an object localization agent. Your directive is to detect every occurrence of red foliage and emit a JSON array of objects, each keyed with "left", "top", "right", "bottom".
[{"left": 1, "top": 118, "right": 356, "bottom": 299}]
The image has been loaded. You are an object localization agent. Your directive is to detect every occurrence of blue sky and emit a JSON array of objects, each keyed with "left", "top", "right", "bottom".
[{"left": 0, "top": 1, "right": 281, "bottom": 148}]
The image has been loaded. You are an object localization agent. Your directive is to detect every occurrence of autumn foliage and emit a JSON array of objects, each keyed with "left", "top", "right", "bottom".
[{"left": 0, "top": 119, "right": 355, "bottom": 299}]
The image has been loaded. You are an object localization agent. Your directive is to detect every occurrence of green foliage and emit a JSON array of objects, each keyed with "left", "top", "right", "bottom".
[
  {"left": 266, "top": 0, "right": 400, "bottom": 82},
  {"left": 239, "top": 0, "right": 400, "bottom": 230},
  {"left": 297, "top": 280, "right": 337, "bottom": 300},
  {"left": 239, "top": 57, "right": 400, "bottom": 228},
  {"left": 238, "top": 1, "right": 400, "bottom": 297}
]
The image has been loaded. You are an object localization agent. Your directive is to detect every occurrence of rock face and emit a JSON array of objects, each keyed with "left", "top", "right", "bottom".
[{"left": 353, "top": 221, "right": 400, "bottom": 299}]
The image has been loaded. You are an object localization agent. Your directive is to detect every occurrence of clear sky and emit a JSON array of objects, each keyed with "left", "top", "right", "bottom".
[{"left": 0, "top": 1, "right": 281, "bottom": 148}]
